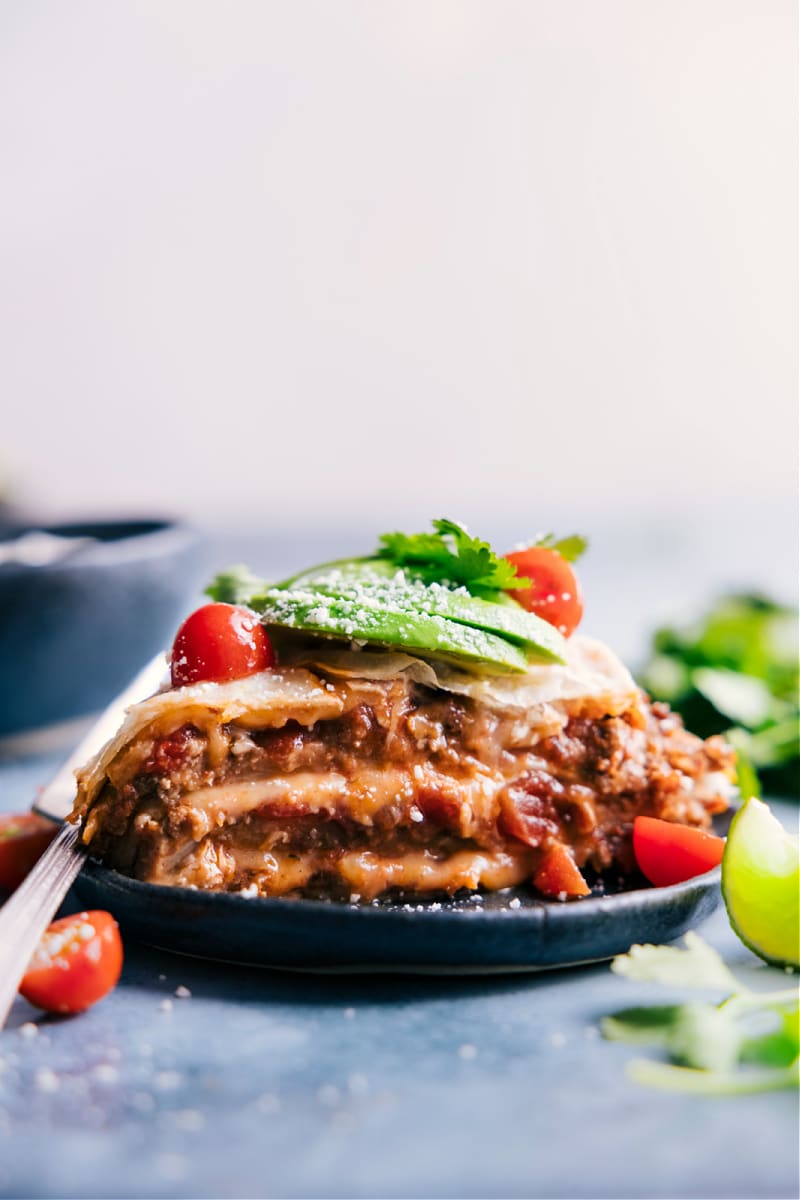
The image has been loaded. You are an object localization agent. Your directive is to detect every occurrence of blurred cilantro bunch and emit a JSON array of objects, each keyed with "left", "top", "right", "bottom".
[{"left": 639, "top": 594, "right": 799, "bottom": 797}]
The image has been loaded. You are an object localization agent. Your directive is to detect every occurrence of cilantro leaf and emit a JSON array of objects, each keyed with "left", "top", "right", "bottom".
[
  {"left": 604, "top": 932, "right": 800, "bottom": 1095},
  {"left": 205, "top": 565, "right": 266, "bottom": 606},
  {"left": 741, "top": 1028, "right": 800, "bottom": 1069},
  {"left": 610, "top": 932, "right": 739, "bottom": 992},
  {"left": 726, "top": 728, "right": 763, "bottom": 801},
  {"left": 626, "top": 1058, "right": 800, "bottom": 1095},
  {"left": 666, "top": 1003, "right": 743, "bottom": 1072},
  {"left": 376, "top": 518, "right": 525, "bottom": 595},
  {"left": 638, "top": 592, "right": 799, "bottom": 794},
  {"left": 692, "top": 667, "right": 777, "bottom": 728},
  {"left": 524, "top": 533, "right": 588, "bottom": 563},
  {"left": 601, "top": 1005, "right": 683, "bottom": 1046}
]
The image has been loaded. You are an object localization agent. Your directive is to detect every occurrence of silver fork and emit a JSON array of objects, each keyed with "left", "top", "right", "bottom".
[{"left": 0, "top": 654, "right": 167, "bottom": 1030}]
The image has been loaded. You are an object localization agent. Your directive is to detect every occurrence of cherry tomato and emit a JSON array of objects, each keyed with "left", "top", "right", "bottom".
[
  {"left": 534, "top": 843, "right": 590, "bottom": 898},
  {"left": 19, "top": 911, "right": 123, "bottom": 1015},
  {"left": 633, "top": 816, "right": 725, "bottom": 888},
  {"left": 0, "top": 813, "right": 58, "bottom": 892},
  {"left": 504, "top": 547, "right": 583, "bottom": 636},
  {"left": 170, "top": 603, "right": 275, "bottom": 687}
]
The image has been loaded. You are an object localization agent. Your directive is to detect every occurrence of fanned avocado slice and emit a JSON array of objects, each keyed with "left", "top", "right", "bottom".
[
  {"left": 282, "top": 565, "right": 566, "bottom": 664},
  {"left": 208, "top": 559, "right": 567, "bottom": 671},
  {"left": 251, "top": 587, "right": 530, "bottom": 674}
]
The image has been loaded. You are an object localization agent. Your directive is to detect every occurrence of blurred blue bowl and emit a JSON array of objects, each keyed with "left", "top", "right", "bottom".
[{"left": 0, "top": 519, "right": 204, "bottom": 740}]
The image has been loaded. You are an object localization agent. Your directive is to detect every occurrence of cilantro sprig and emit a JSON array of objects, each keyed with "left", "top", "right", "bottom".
[
  {"left": 602, "top": 933, "right": 799, "bottom": 1094},
  {"left": 376, "top": 521, "right": 588, "bottom": 597},
  {"left": 376, "top": 518, "right": 525, "bottom": 596},
  {"left": 521, "top": 533, "right": 588, "bottom": 564},
  {"left": 638, "top": 594, "right": 799, "bottom": 797}
]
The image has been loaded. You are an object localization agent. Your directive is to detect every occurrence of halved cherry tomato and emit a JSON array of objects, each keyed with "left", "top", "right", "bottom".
[
  {"left": 633, "top": 816, "right": 725, "bottom": 887},
  {"left": 19, "top": 911, "right": 123, "bottom": 1015},
  {"left": 170, "top": 603, "right": 275, "bottom": 687},
  {"left": 0, "top": 813, "right": 58, "bottom": 892},
  {"left": 504, "top": 547, "right": 583, "bottom": 636},
  {"left": 534, "top": 843, "right": 591, "bottom": 898}
]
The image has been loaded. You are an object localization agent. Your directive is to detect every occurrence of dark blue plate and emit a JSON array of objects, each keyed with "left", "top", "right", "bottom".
[{"left": 75, "top": 859, "right": 722, "bottom": 974}]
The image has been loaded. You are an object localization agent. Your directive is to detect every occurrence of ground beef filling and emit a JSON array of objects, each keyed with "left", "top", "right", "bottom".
[{"left": 83, "top": 683, "right": 732, "bottom": 899}]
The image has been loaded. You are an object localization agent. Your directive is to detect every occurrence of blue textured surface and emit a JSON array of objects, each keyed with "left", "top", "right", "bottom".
[
  {"left": 1, "top": 760, "right": 798, "bottom": 1199},
  {"left": 0, "top": 520, "right": 797, "bottom": 1199}
]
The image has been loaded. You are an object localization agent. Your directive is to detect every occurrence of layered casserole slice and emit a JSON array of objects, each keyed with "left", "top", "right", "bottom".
[{"left": 71, "top": 521, "right": 734, "bottom": 900}]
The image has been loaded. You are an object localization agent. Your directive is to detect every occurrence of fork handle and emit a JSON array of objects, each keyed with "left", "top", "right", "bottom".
[{"left": 0, "top": 823, "right": 86, "bottom": 1030}]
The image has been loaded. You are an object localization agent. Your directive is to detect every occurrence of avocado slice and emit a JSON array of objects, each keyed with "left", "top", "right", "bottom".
[
  {"left": 282, "top": 570, "right": 566, "bottom": 663},
  {"left": 271, "top": 559, "right": 565, "bottom": 663},
  {"left": 251, "top": 586, "right": 531, "bottom": 674},
  {"left": 208, "top": 560, "right": 567, "bottom": 670}
]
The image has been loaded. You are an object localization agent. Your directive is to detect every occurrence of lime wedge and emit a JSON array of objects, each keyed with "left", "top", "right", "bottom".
[{"left": 721, "top": 797, "right": 799, "bottom": 969}]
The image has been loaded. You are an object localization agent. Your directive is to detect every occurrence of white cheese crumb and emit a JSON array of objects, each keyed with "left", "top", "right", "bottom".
[
  {"left": 159, "top": 999, "right": 173, "bottom": 1013},
  {"left": 238, "top": 883, "right": 259, "bottom": 898},
  {"left": 174, "top": 986, "right": 192, "bottom": 999},
  {"left": 91, "top": 1063, "right": 119, "bottom": 1084},
  {"left": 508, "top": 897, "right": 521, "bottom": 910},
  {"left": 409, "top": 806, "right": 424, "bottom": 823},
  {"left": 34, "top": 1067, "right": 59, "bottom": 1093},
  {"left": 19, "top": 1023, "right": 38, "bottom": 1039},
  {"left": 230, "top": 733, "right": 257, "bottom": 757}
]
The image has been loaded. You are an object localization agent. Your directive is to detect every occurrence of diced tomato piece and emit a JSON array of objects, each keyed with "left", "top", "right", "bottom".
[
  {"left": 499, "top": 772, "right": 561, "bottom": 848},
  {"left": 504, "top": 547, "right": 583, "bottom": 636},
  {"left": 143, "top": 724, "right": 198, "bottom": 775},
  {"left": 0, "top": 813, "right": 58, "bottom": 892},
  {"left": 633, "top": 816, "right": 725, "bottom": 887},
  {"left": 262, "top": 725, "right": 310, "bottom": 773},
  {"left": 170, "top": 603, "right": 275, "bottom": 687},
  {"left": 19, "top": 911, "right": 123, "bottom": 1015},
  {"left": 416, "top": 788, "right": 462, "bottom": 830},
  {"left": 534, "top": 843, "right": 591, "bottom": 898}
]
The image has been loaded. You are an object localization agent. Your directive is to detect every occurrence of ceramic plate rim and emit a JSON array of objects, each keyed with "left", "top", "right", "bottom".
[{"left": 78, "top": 855, "right": 721, "bottom": 921}]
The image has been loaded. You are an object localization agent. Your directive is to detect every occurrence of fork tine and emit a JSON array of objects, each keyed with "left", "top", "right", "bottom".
[
  {"left": 0, "top": 824, "right": 85, "bottom": 1030},
  {"left": 0, "top": 653, "right": 167, "bottom": 1031}
]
